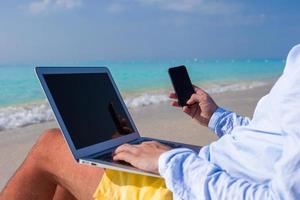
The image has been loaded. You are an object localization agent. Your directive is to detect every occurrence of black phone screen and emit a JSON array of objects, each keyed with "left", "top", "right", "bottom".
[{"left": 168, "top": 65, "right": 195, "bottom": 106}]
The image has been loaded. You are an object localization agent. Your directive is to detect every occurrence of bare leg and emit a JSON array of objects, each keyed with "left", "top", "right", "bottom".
[
  {"left": 53, "top": 185, "right": 77, "bottom": 200},
  {"left": 0, "top": 129, "right": 104, "bottom": 200}
]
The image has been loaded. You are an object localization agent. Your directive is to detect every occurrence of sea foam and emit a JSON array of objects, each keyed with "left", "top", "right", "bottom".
[
  {"left": 0, "top": 81, "right": 267, "bottom": 131},
  {"left": 125, "top": 93, "right": 169, "bottom": 109},
  {"left": 0, "top": 103, "right": 54, "bottom": 131}
]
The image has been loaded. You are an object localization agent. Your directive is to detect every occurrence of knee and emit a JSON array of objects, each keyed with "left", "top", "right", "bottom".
[
  {"left": 28, "top": 128, "right": 64, "bottom": 163},
  {"left": 38, "top": 128, "right": 63, "bottom": 146},
  {"left": 37, "top": 128, "right": 64, "bottom": 150}
]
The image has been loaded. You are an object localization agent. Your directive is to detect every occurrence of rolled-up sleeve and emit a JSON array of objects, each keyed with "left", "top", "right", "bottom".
[
  {"left": 158, "top": 148, "right": 289, "bottom": 200},
  {"left": 208, "top": 107, "right": 250, "bottom": 137}
]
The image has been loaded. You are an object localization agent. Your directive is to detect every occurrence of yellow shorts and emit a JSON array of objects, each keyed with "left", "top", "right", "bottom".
[{"left": 93, "top": 169, "right": 172, "bottom": 200}]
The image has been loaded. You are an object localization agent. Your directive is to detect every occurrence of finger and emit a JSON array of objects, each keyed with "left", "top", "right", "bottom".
[
  {"left": 168, "top": 92, "right": 178, "bottom": 99},
  {"left": 113, "top": 151, "right": 136, "bottom": 165},
  {"left": 183, "top": 106, "right": 191, "bottom": 114},
  {"left": 191, "top": 106, "right": 199, "bottom": 119},
  {"left": 141, "top": 141, "right": 170, "bottom": 148},
  {"left": 141, "top": 140, "right": 162, "bottom": 146},
  {"left": 140, "top": 141, "right": 156, "bottom": 147},
  {"left": 170, "top": 101, "right": 180, "bottom": 107},
  {"left": 193, "top": 85, "right": 206, "bottom": 94},
  {"left": 186, "top": 94, "right": 201, "bottom": 105},
  {"left": 114, "top": 143, "right": 138, "bottom": 154}
]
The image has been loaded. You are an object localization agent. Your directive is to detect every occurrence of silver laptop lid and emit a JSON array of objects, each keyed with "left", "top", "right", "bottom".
[{"left": 36, "top": 67, "right": 140, "bottom": 160}]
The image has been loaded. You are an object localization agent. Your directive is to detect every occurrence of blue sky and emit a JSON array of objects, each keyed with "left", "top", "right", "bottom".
[{"left": 0, "top": 0, "right": 300, "bottom": 63}]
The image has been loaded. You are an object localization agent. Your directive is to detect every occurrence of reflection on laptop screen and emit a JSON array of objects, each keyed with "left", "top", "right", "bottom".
[{"left": 44, "top": 73, "right": 134, "bottom": 149}]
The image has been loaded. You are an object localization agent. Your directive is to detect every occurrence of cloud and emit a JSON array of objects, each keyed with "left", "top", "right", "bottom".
[
  {"left": 55, "top": 0, "right": 81, "bottom": 9},
  {"left": 27, "top": 0, "right": 81, "bottom": 14},
  {"left": 28, "top": 0, "right": 50, "bottom": 14},
  {"left": 136, "top": 0, "right": 240, "bottom": 14},
  {"left": 105, "top": 0, "right": 240, "bottom": 15},
  {"left": 137, "top": 0, "right": 198, "bottom": 12},
  {"left": 107, "top": 3, "right": 126, "bottom": 14}
]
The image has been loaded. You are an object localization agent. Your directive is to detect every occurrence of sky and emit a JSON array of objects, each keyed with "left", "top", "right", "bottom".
[{"left": 0, "top": 0, "right": 300, "bottom": 63}]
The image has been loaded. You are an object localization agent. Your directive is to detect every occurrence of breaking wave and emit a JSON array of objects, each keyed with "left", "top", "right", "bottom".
[{"left": 0, "top": 81, "right": 267, "bottom": 131}]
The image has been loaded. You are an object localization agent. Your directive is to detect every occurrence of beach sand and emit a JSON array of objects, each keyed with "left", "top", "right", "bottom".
[{"left": 0, "top": 81, "right": 274, "bottom": 190}]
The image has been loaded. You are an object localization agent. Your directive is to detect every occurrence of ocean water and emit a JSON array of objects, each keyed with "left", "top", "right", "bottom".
[{"left": 0, "top": 59, "right": 285, "bottom": 130}]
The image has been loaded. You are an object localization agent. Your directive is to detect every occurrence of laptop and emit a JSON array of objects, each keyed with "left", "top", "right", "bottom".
[{"left": 35, "top": 67, "right": 200, "bottom": 177}]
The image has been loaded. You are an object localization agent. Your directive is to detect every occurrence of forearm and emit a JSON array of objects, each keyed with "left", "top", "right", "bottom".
[{"left": 208, "top": 108, "right": 250, "bottom": 137}]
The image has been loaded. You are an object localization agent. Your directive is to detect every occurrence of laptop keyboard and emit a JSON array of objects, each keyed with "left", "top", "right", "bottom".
[
  {"left": 157, "top": 141, "right": 182, "bottom": 148},
  {"left": 95, "top": 152, "right": 113, "bottom": 162},
  {"left": 93, "top": 139, "right": 183, "bottom": 165},
  {"left": 133, "top": 139, "right": 183, "bottom": 149},
  {"left": 94, "top": 152, "right": 132, "bottom": 166}
]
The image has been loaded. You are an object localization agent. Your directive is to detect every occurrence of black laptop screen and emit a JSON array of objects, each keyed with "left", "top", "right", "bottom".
[{"left": 44, "top": 73, "right": 134, "bottom": 149}]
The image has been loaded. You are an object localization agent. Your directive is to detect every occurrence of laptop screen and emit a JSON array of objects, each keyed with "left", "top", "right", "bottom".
[{"left": 43, "top": 73, "right": 135, "bottom": 149}]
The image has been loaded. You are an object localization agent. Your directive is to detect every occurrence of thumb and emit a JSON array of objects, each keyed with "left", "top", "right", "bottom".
[
  {"left": 193, "top": 85, "right": 206, "bottom": 94},
  {"left": 187, "top": 94, "right": 200, "bottom": 105}
]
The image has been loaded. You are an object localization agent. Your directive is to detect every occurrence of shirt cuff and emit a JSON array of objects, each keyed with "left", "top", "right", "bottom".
[
  {"left": 208, "top": 107, "right": 226, "bottom": 131},
  {"left": 158, "top": 148, "right": 194, "bottom": 177}
]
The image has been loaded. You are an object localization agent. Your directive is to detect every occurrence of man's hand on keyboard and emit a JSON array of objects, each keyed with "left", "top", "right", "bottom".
[{"left": 113, "top": 141, "right": 172, "bottom": 174}]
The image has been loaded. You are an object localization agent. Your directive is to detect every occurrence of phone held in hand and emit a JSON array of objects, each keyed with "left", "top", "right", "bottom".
[{"left": 168, "top": 65, "right": 195, "bottom": 107}]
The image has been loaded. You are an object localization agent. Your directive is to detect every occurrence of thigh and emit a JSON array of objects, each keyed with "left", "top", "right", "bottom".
[
  {"left": 53, "top": 185, "right": 77, "bottom": 200},
  {"left": 35, "top": 129, "right": 104, "bottom": 200}
]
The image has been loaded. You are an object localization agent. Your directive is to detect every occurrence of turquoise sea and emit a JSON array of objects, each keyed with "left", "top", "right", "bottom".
[{"left": 0, "top": 59, "right": 285, "bottom": 130}]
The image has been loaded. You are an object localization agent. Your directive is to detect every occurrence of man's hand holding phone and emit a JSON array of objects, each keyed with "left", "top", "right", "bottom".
[
  {"left": 169, "top": 85, "right": 218, "bottom": 127},
  {"left": 168, "top": 65, "right": 218, "bottom": 126}
]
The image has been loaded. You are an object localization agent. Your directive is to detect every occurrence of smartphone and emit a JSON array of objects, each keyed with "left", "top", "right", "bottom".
[{"left": 168, "top": 65, "right": 195, "bottom": 106}]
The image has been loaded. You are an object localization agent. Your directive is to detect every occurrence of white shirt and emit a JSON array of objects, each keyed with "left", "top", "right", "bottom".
[{"left": 158, "top": 44, "right": 300, "bottom": 200}]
